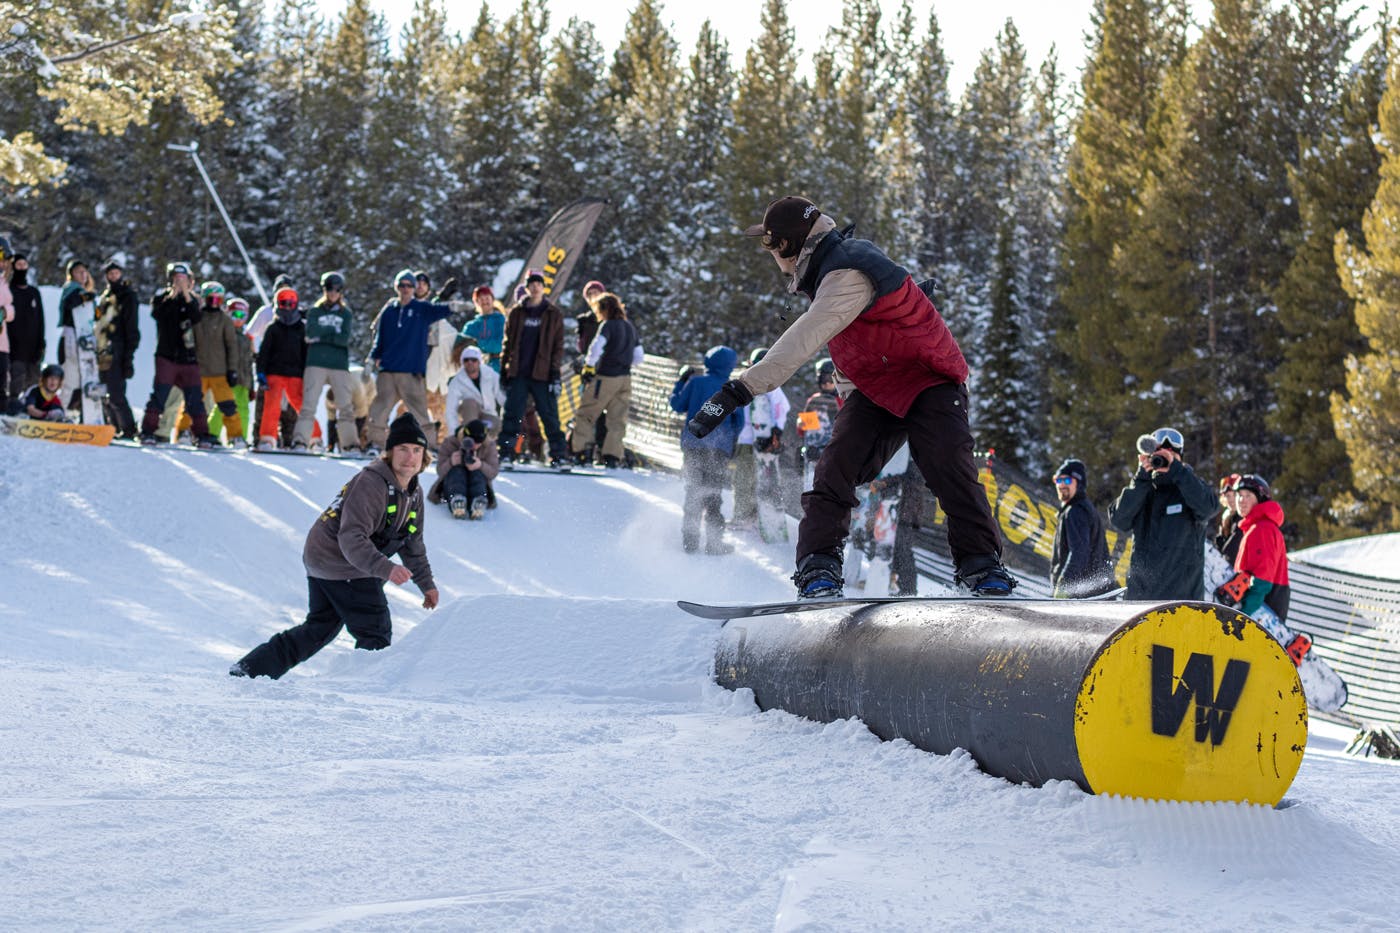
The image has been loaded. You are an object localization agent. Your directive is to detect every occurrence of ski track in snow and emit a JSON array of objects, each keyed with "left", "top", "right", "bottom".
[{"left": 2, "top": 430, "right": 1400, "bottom": 931}]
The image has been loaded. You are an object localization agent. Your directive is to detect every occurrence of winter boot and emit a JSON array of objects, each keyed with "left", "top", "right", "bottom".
[
  {"left": 449, "top": 495, "right": 468, "bottom": 519},
  {"left": 196, "top": 435, "right": 221, "bottom": 450},
  {"left": 705, "top": 538, "right": 735, "bottom": 556},
  {"left": 469, "top": 496, "right": 488, "bottom": 520},
  {"left": 177, "top": 429, "right": 194, "bottom": 446},
  {"left": 256, "top": 436, "right": 278, "bottom": 452},
  {"left": 139, "top": 433, "right": 159, "bottom": 446},
  {"left": 793, "top": 553, "right": 844, "bottom": 599},
  {"left": 603, "top": 454, "right": 621, "bottom": 469},
  {"left": 955, "top": 556, "right": 1018, "bottom": 597},
  {"left": 228, "top": 660, "right": 252, "bottom": 678}
]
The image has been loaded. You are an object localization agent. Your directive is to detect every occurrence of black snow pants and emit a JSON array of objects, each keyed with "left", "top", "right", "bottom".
[
  {"left": 238, "top": 576, "right": 392, "bottom": 679},
  {"left": 797, "top": 384, "right": 1002, "bottom": 574}
]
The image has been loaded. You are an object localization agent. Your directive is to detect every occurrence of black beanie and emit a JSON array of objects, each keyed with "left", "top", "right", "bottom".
[
  {"left": 386, "top": 413, "right": 428, "bottom": 449},
  {"left": 1055, "top": 458, "right": 1088, "bottom": 487},
  {"left": 465, "top": 419, "right": 488, "bottom": 443}
]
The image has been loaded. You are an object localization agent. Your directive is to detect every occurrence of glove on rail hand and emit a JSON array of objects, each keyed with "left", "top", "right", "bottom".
[
  {"left": 226, "top": 369, "right": 239, "bottom": 387},
  {"left": 688, "top": 380, "right": 753, "bottom": 439}
]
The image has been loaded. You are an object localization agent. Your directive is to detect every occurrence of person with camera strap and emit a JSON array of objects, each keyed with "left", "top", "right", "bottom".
[{"left": 1108, "top": 426, "right": 1218, "bottom": 600}]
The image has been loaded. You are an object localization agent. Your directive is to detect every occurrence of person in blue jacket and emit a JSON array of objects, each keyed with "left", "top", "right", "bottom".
[
  {"left": 365, "top": 269, "right": 455, "bottom": 453},
  {"left": 670, "top": 346, "right": 746, "bottom": 554}
]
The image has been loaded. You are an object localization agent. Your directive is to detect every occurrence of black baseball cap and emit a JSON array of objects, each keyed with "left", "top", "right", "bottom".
[{"left": 744, "top": 196, "right": 821, "bottom": 243}]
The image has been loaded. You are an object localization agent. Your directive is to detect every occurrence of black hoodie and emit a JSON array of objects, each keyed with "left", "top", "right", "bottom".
[{"left": 7, "top": 268, "right": 45, "bottom": 362}]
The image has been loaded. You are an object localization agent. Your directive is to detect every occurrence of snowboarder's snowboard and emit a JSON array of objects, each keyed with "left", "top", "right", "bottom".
[
  {"left": 502, "top": 461, "right": 605, "bottom": 477},
  {"left": 0, "top": 415, "right": 114, "bottom": 446},
  {"left": 677, "top": 589, "right": 1128, "bottom": 621},
  {"left": 1251, "top": 604, "right": 1348, "bottom": 713},
  {"left": 755, "top": 451, "right": 788, "bottom": 543},
  {"left": 73, "top": 295, "right": 107, "bottom": 425},
  {"left": 1204, "top": 540, "right": 1234, "bottom": 600}
]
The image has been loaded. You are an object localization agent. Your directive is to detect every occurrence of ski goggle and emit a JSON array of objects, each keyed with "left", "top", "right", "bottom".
[
  {"left": 1054, "top": 476, "right": 1075, "bottom": 486},
  {"left": 229, "top": 307, "right": 249, "bottom": 322},
  {"left": 1136, "top": 427, "right": 1183, "bottom": 454},
  {"left": 204, "top": 293, "right": 224, "bottom": 307}
]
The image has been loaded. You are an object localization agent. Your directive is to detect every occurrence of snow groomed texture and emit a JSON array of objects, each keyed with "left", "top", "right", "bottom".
[{"left": 714, "top": 600, "right": 1307, "bottom": 805}]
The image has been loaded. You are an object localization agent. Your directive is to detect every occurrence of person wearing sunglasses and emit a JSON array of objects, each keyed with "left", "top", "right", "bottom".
[
  {"left": 172, "top": 281, "right": 247, "bottom": 448},
  {"left": 364, "top": 269, "right": 455, "bottom": 456},
  {"left": 1108, "top": 426, "right": 1218, "bottom": 600},
  {"left": 687, "top": 195, "right": 1014, "bottom": 598},
  {"left": 293, "top": 271, "right": 359, "bottom": 454},
  {"left": 209, "top": 295, "right": 255, "bottom": 446},
  {"left": 1050, "top": 459, "right": 1114, "bottom": 598}
]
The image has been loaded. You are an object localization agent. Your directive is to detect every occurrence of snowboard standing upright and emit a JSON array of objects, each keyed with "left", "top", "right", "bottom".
[
  {"left": 843, "top": 444, "right": 909, "bottom": 596},
  {"left": 755, "top": 450, "right": 788, "bottom": 544},
  {"left": 72, "top": 294, "right": 107, "bottom": 425}
]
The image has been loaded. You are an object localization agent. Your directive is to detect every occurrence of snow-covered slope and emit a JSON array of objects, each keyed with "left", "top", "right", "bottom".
[{"left": 3, "top": 436, "right": 1399, "bottom": 931}]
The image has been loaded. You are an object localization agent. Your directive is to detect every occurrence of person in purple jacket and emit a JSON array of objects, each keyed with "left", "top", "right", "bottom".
[{"left": 365, "top": 269, "right": 454, "bottom": 454}]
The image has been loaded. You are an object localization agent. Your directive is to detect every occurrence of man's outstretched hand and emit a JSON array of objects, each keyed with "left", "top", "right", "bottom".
[{"left": 687, "top": 380, "right": 753, "bottom": 438}]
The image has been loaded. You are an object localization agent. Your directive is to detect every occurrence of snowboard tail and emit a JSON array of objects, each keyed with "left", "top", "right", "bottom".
[{"left": 0, "top": 415, "right": 115, "bottom": 446}]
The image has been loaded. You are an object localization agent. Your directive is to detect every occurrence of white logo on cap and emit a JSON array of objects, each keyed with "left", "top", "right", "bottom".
[{"left": 803, "top": 206, "right": 817, "bottom": 219}]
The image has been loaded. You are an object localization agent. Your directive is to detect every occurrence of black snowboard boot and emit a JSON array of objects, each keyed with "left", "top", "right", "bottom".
[
  {"left": 793, "top": 553, "right": 843, "bottom": 599},
  {"left": 954, "top": 555, "right": 1018, "bottom": 597}
]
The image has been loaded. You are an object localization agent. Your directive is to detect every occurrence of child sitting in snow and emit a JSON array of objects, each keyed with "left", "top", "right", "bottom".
[{"left": 23, "top": 365, "right": 69, "bottom": 422}]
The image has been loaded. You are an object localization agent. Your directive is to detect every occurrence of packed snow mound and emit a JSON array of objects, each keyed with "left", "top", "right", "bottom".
[
  {"left": 1294, "top": 532, "right": 1400, "bottom": 577},
  {"left": 324, "top": 595, "right": 717, "bottom": 702}
]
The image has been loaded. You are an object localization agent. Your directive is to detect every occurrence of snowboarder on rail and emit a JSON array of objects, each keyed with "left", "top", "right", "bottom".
[
  {"left": 687, "top": 195, "right": 1015, "bottom": 599},
  {"left": 230, "top": 413, "right": 440, "bottom": 679}
]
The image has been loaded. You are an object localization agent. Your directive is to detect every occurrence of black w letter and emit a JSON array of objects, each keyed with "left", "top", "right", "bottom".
[{"left": 1151, "top": 646, "right": 1251, "bottom": 746}]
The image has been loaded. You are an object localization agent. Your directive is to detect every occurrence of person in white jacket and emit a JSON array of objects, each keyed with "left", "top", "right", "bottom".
[{"left": 444, "top": 345, "right": 504, "bottom": 437}]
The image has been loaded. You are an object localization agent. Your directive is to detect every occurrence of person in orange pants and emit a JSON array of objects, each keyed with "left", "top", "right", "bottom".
[{"left": 255, "top": 287, "right": 321, "bottom": 450}]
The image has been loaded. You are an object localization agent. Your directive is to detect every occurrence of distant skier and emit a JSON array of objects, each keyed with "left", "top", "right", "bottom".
[
  {"left": 230, "top": 413, "right": 439, "bottom": 679},
  {"left": 688, "top": 196, "right": 1014, "bottom": 598}
]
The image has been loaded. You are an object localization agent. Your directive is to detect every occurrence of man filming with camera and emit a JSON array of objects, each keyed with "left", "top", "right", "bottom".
[{"left": 1109, "top": 426, "right": 1217, "bottom": 601}]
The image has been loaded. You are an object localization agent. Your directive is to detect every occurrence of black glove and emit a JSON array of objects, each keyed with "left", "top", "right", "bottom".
[
  {"left": 549, "top": 379, "right": 561, "bottom": 397},
  {"left": 435, "top": 278, "right": 459, "bottom": 303},
  {"left": 122, "top": 361, "right": 134, "bottom": 380},
  {"left": 677, "top": 365, "right": 698, "bottom": 382},
  {"left": 762, "top": 426, "right": 783, "bottom": 453},
  {"left": 688, "top": 380, "right": 753, "bottom": 438},
  {"left": 226, "top": 369, "right": 239, "bottom": 387},
  {"left": 571, "top": 357, "right": 585, "bottom": 375},
  {"left": 580, "top": 366, "right": 595, "bottom": 384}
]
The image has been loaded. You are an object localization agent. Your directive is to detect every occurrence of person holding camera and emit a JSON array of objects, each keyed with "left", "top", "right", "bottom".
[
  {"left": 429, "top": 418, "right": 499, "bottom": 520},
  {"left": 1108, "top": 426, "right": 1217, "bottom": 600}
]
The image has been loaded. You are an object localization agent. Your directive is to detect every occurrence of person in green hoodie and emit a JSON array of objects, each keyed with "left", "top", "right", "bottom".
[{"left": 294, "top": 271, "right": 358, "bottom": 453}]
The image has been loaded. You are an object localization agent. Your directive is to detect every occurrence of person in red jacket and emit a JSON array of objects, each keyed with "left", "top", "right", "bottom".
[
  {"left": 688, "top": 195, "right": 1013, "bottom": 599},
  {"left": 1231, "top": 474, "right": 1291, "bottom": 623}
]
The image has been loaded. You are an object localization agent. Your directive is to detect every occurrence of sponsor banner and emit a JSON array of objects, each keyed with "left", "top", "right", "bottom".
[{"left": 520, "top": 198, "right": 608, "bottom": 300}]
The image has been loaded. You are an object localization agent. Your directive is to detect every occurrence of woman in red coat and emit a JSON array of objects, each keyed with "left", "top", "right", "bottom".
[{"left": 1233, "top": 474, "right": 1291, "bottom": 623}]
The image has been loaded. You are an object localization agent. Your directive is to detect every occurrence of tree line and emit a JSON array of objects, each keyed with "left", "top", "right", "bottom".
[{"left": 2, "top": 0, "right": 1397, "bottom": 544}]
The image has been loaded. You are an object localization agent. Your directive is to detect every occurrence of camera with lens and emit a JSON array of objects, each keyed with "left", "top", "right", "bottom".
[{"left": 1150, "top": 452, "right": 1170, "bottom": 470}]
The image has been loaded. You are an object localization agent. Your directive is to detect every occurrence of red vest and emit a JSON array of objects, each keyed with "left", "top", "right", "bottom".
[{"left": 827, "top": 277, "right": 969, "bottom": 417}]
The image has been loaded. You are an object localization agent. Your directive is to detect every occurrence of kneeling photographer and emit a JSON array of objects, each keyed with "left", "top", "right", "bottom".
[
  {"left": 1108, "top": 426, "right": 1218, "bottom": 601},
  {"left": 428, "top": 419, "right": 499, "bottom": 520}
]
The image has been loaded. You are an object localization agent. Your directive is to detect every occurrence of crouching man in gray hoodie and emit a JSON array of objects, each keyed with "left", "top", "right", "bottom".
[{"left": 231, "top": 413, "right": 439, "bottom": 679}]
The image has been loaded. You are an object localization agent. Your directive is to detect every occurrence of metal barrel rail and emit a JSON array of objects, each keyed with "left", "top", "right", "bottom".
[{"left": 715, "top": 599, "right": 1308, "bottom": 805}]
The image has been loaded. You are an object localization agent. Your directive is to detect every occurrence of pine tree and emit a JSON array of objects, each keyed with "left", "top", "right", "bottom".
[
  {"left": 653, "top": 21, "right": 736, "bottom": 354},
  {"left": 1054, "top": 0, "right": 1186, "bottom": 493},
  {"left": 718, "top": 0, "right": 810, "bottom": 332},
  {"left": 538, "top": 18, "right": 614, "bottom": 223},
  {"left": 595, "top": 0, "right": 683, "bottom": 338},
  {"left": 1111, "top": 0, "right": 1299, "bottom": 483},
  {"left": 1270, "top": 10, "right": 1379, "bottom": 543},
  {"left": 1332, "top": 28, "right": 1400, "bottom": 533}
]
